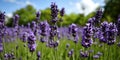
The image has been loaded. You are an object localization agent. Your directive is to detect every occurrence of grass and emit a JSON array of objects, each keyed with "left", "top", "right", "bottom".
[{"left": 0, "top": 37, "right": 120, "bottom": 60}]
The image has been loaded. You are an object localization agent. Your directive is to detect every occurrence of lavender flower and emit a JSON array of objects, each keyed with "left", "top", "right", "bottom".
[
  {"left": 117, "top": 15, "right": 120, "bottom": 35},
  {"left": 0, "top": 12, "right": 5, "bottom": 29},
  {"left": 81, "top": 23, "right": 93, "bottom": 48},
  {"left": 4, "top": 53, "right": 15, "bottom": 60},
  {"left": 94, "top": 8, "right": 103, "bottom": 24},
  {"left": 49, "top": 25, "right": 58, "bottom": 41},
  {"left": 66, "top": 43, "right": 70, "bottom": 49},
  {"left": 97, "top": 52, "right": 103, "bottom": 56},
  {"left": 27, "top": 23, "right": 30, "bottom": 28},
  {"left": 88, "top": 17, "right": 96, "bottom": 26},
  {"left": 28, "top": 43, "right": 36, "bottom": 53},
  {"left": 51, "top": 2, "right": 59, "bottom": 24},
  {"left": 68, "top": 23, "right": 79, "bottom": 43},
  {"left": 37, "top": 51, "right": 41, "bottom": 57},
  {"left": 0, "top": 38, "right": 3, "bottom": 52},
  {"left": 4, "top": 53, "right": 8, "bottom": 60},
  {"left": 106, "top": 23, "right": 117, "bottom": 45},
  {"left": 37, "top": 51, "right": 41, "bottom": 60},
  {"left": 31, "top": 21, "right": 36, "bottom": 31},
  {"left": 117, "top": 42, "right": 120, "bottom": 47},
  {"left": 68, "top": 49, "right": 74, "bottom": 57},
  {"left": 80, "top": 51, "right": 89, "bottom": 58},
  {"left": 0, "top": 43, "right": 3, "bottom": 52},
  {"left": 59, "top": 8, "right": 65, "bottom": 22},
  {"left": 99, "top": 21, "right": 108, "bottom": 43},
  {"left": 13, "top": 14, "right": 19, "bottom": 27},
  {"left": 21, "top": 32, "right": 28, "bottom": 42},
  {"left": 40, "top": 37, "right": 45, "bottom": 43},
  {"left": 36, "top": 11, "right": 41, "bottom": 23},
  {"left": 28, "top": 33, "right": 37, "bottom": 53},
  {"left": 93, "top": 55, "right": 99, "bottom": 59},
  {"left": 60, "top": 8, "right": 65, "bottom": 17},
  {"left": 0, "top": 12, "right": 5, "bottom": 22},
  {"left": 40, "top": 21, "right": 49, "bottom": 36}
]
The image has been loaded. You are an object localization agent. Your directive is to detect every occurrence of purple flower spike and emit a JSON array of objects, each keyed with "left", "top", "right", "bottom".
[
  {"left": 0, "top": 43, "right": 3, "bottom": 52},
  {"left": 68, "top": 23, "right": 79, "bottom": 43},
  {"left": 13, "top": 14, "right": 19, "bottom": 27},
  {"left": 28, "top": 43, "right": 36, "bottom": 53},
  {"left": 28, "top": 33, "right": 37, "bottom": 53},
  {"left": 81, "top": 23, "right": 93, "bottom": 48},
  {"left": 51, "top": 2, "right": 59, "bottom": 24},
  {"left": 60, "top": 8, "right": 65, "bottom": 17},
  {"left": 80, "top": 51, "right": 89, "bottom": 58},
  {"left": 36, "top": 11, "right": 41, "bottom": 23},
  {"left": 68, "top": 49, "right": 74, "bottom": 57},
  {"left": 37, "top": 51, "right": 41, "bottom": 60},
  {"left": 106, "top": 23, "right": 117, "bottom": 45},
  {"left": 37, "top": 51, "right": 41, "bottom": 57},
  {"left": 93, "top": 55, "right": 99, "bottom": 59}
]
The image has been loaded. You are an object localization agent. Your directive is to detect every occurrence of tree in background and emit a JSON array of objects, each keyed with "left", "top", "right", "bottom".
[
  {"left": 104, "top": 0, "right": 120, "bottom": 22},
  {"left": 7, "top": 5, "right": 36, "bottom": 26},
  {"left": 6, "top": 4, "right": 97, "bottom": 27}
]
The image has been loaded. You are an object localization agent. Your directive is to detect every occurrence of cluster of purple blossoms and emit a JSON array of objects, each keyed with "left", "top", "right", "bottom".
[
  {"left": 47, "top": 3, "right": 65, "bottom": 48},
  {"left": 39, "top": 21, "right": 49, "bottom": 42},
  {"left": 80, "top": 51, "right": 89, "bottom": 58},
  {"left": 94, "top": 8, "right": 103, "bottom": 24},
  {"left": 13, "top": 14, "right": 19, "bottom": 27},
  {"left": 68, "top": 49, "right": 74, "bottom": 57},
  {"left": 68, "top": 23, "right": 79, "bottom": 43},
  {"left": 27, "top": 33, "right": 37, "bottom": 53},
  {"left": 117, "top": 15, "right": 120, "bottom": 35},
  {"left": 40, "top": 21, "right": 49, "bottom": 36},
  {"left": 4, "top": 53, "right": 15, "bottom": 60},
  {"left": 51, "top": 2, "right": 59, "bottom": 24},
  {"left": 0, "top": 38, "right": 3, "bottom": 52},
  {"left": 48, "top": 26, "right": 59, "bottom": 48},
  {"left": 59, "top": 8, "right": 65, "bottom": 22},
  {"left": 0, "top": 12, "right": 6, "bottom": 52},
  {"left": 27, "top": 22, "right": 31, "bottom": 28},
  {"left": 106, "top": 23, "right": 117, "bottom": 45},
  {"left": 99, "top": 21, "right": 118, "bottom": 45},
  {"left": 37, "top": 51, "right": 41, "bottom": 60},
  {"left": 46, "top": 40, "right": 59, "bottom": 48},
  {"left": 48, "top": 25, "right": 60, "bottom": 48},
  {"left": 99, "top": 21, "right": 109, "bottom": 43},
  {"left": 12, "top": 14, "right": 20, "bottom": 37},
  {"left": 36, "top": 11, "right": 41, "bottom": 23},
  {"left": 0, "top": 12, "right": 5, "bottom": 29},
  {"left": 66, "top": 43, "right": 70, "bottom": 50},
  {"left": 21, "top": 32, "right": 28, "bottom": 42},
  {"left": 88, "top": 17, "right": 96, "bottom": 26},
  {"left": 88, "top": 8, "right": 103, "bottom": 27},
  {"left": 31, "top": 21, "right": 37, "bottom": 31},
  {"left": 81, "top": 23, "right": 93, "bottom": 48}
]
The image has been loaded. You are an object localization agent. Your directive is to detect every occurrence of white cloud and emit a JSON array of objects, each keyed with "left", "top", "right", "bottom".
[
  {"left": 4, "top": 0, "right": 25, "bottom": 6},
  {"left": 4, "top": 0, "right": 36, "bottom": 18},
  {"left": 5, "top": 0, "right": 16, "bottom": 2},
  {"left": 6, "top": 13, "right": 12, "bottom": 17},
  {"left": 26, "top": 1, "right": 31, "bottom": 5},
  {"left": 74, "top": 0, "right": 100, "bottom": 15},
  {"left": 4, "top": 0, "right": 36, "bottom": 6}
]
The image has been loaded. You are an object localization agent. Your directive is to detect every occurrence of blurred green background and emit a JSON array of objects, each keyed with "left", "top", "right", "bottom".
[{"left": 4, "top": 0, "right": 120, "bottom": 26}]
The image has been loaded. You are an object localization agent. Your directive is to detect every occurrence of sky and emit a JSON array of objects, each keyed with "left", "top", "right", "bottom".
[{"left": 0, "top": 0, "right": 105, "bottom": 17}]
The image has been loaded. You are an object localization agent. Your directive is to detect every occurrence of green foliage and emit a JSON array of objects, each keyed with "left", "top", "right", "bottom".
[
  {"left": 1, "top": 38, "right": 120, "bottom": 60},
  {"left": 40, "top": 8, "right": 51, "bottom": 21},
  {"left": 7, "top": 5, "right": 36, "bottom": 26},
  {"left": 104, "top": 0, "right": 120, "bottom": 22},
  {"left": 6, "top": 5, "right": 97, "bottom": 26}
]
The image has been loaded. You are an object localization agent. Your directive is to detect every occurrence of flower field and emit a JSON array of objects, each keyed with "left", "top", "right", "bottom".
[{"left": 0, "top": 2, "right": 120, "bottom": 60}]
